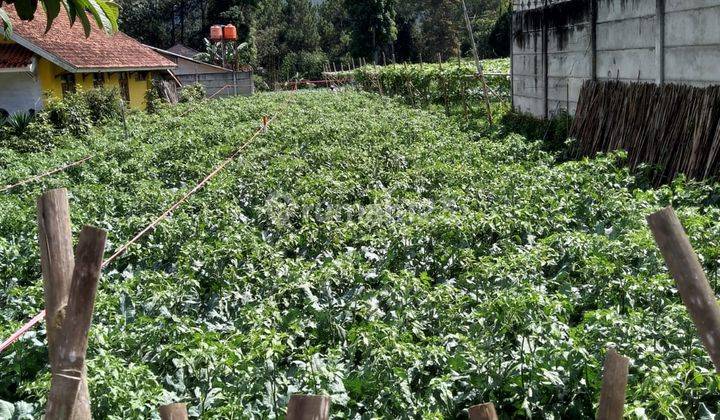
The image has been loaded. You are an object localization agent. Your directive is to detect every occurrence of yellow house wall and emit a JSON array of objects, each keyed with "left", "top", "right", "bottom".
[{"left": 36, "top": 58, "right": 153, "bottom": 110}]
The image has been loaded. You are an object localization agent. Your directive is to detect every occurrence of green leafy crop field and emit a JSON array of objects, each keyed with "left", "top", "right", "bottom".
[{"left": 1, "top": 91, "right": 720, "bottom": 418}]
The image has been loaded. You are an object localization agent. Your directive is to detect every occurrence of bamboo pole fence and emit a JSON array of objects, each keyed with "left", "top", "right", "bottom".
[{"left": 571, "top": 81, "right": 720, "bottom": 185}]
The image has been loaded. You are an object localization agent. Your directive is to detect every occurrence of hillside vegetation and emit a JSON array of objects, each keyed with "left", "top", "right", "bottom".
[{"left": 1, "top": 92, "right": 719, "bottom": 418}]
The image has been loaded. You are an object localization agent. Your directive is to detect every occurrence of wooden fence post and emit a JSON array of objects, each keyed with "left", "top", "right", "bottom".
[
  {"left": 286, "top": 395, "right": 330, "bottom": 420},
  {"left": 469, "top": 402, "right": 498, "bottom": 420},
  {"left": 647, "top": 206, "right": 720, "bottom": 372},
  {"left": 159, "top": 403, "right": 189, "bottom": 420},
  {"left": 37, "top": 189, "right": 91, "bottom": 419},
  {"left": 45, "top": 226, "right": 107, "bottom": 419},
  {"left": 596, "top": 348, "right": 629, "bottom": 420}
]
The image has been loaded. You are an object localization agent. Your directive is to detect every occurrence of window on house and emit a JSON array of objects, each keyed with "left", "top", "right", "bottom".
[
  {"left": 93, "top": 73, "right": 105, "bottom": 88},
  {"left": 61, "top": 74, "right": 76, "bottom": 96},
  {"left": 119, "top": 73, "right": 131, "bottom": 103}
]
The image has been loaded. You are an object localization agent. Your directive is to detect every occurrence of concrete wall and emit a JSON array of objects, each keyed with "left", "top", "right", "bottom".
[
  {"left": 512, "top": 0, "right": 720, "bottom": 118},
  {"left": 177, "top": 71, "right": 254, "bottom": 98},
  {"left": 0, "top": 71, "right": 42, "bottom": 115}
]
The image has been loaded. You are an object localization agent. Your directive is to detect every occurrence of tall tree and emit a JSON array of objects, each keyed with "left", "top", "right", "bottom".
[
  {"left": 344, "top": 0, "right": 397, "bottom": 61},
  {"left": 418, "top": 0, "right": 461, "bottom": 61}
]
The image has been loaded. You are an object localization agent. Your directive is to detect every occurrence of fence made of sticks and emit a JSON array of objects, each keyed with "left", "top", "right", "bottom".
[{"left": 570, "top": 80, "right": 720, "bottom": 185}]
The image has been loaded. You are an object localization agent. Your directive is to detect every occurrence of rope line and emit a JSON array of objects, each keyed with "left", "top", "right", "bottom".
[
  {"left": 1, "top": 90, "right": 243, "bottom": 195},
  {"left": 0, "top": 154, "right": 96, "bottom": 194},
  {"left": 0, "top": 91, "right": 296, "bottom": 354}
]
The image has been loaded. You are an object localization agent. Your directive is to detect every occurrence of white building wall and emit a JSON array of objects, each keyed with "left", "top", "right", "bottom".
[{"left": 0, "top": 71, "right": 43, "bottom": 116}]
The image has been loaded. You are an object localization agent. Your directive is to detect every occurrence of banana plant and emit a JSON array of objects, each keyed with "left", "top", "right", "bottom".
[{"left": 194, "top": 37, "right": 250, "bottom": 71}]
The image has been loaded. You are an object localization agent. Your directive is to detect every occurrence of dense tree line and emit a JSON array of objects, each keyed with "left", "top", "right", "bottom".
[{"left": 116, "top": 0, "right": 511, "bottom": 82}]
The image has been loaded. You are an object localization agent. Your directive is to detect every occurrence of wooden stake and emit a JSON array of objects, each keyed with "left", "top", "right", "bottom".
[
  {"left": 37, "top": 189, "right": 75, "bottom": 369},
  {"left": 37, "top": 189, "right": 93, "bottom": 419},
  {"left": 286, "top": 395, "right": 330, "bottom": 420},
  {"left": 596, "top": 348, "right": 629, "bottom": 420},
  {"left": 469, "top": 402, "right": 498, "bottom": 420},
  {"left": 461, "top": 0, "right": 493, "bottom": 125},
  {"left": 647, "top": 206, "right": 720, "bottom": 372},
  {"left": 159, "top": 403, "right": 189, "bottom": 420},
  {"left": 45, "top": 226, "right": 106, "bottom": 419}
]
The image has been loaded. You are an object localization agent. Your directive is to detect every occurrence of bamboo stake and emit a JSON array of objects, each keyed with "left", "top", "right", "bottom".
[
  {"left": 45, "top": 226, "right": 107, "bottom": 419},
  {"left": 159, "top": 403, "right": 189, "bottom": 420},
  {"left": 37, "top": 189, "right": 93, "bottom": 419},
  {"left": 596, "top": 348, "right": 629, "bottom": 420},
  {"left": 286, "top": 395, "right": 330, "bottom": 420},
  {"left": 461, "top": 0, "right": 493, "bottom": 125},
  {"left": 647, "top": 206, "right": 720, "bottom": 372},
  {"left": 469, "top": 402, "right": 498, "bottom": 420}
]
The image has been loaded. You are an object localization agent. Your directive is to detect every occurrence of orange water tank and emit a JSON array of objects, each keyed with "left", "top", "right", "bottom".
[
  {"left": 210, "top": 25, "right": 223, "bottom": 41},
  {"left": 223, "top": 24, "right": 238, "bottom": 41}
]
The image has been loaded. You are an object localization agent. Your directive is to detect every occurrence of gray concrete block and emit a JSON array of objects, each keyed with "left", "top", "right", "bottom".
[
  {"left": 665, "top": 45, "right": 720, "bottom": 82},
  {"left": 597, "top": 48, "right": 657, "bottom": 80},
  {"left": 598, "top": 0, "right": 656, "bottom": 22},
  {"left": 665, "top": 6, "right": 720, "bottom": 47},
  {"left": 597, "top": 16, "right": 656, "bottom": 50}
]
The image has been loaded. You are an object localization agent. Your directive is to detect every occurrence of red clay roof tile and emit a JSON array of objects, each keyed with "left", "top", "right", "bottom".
[
  {"left": 0, "top": 43, "right": 34, "bottom": 68},
  {"left": 4, "top": 4, "right": 176, "bottom": 71}
]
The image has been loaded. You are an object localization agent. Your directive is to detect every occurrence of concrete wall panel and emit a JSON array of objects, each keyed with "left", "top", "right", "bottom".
[
  {"left": 664, "top": 6, "right": 720, "bottom": 46},
  {"left": 665, "top": 45, "right": 720, "bottom": 82},
  {"left": 596, "top": 17, "right": 656, "bottom": 50},
  {"left": 512, "top": 0, "right": 720, "bottom": 118},
  {"left": 597, "top": 0, "right": 656, "bottom": 22},
  {"left": 665, "top": 0, "right": 720, "bottom": 12}
]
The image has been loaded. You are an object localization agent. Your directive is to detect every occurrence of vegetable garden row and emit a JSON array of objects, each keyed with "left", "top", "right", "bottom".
[{"left": 1, "top": 91, "right": 720, "bottom": 418}]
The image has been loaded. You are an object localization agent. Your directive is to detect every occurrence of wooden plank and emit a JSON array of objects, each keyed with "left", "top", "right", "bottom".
[
  {"left": 159, "top": 403, "right": 189, "bottom": 420},
  {"left": 596, "top": 348, "right": 629, "bottom": 420},
  {"left": 286, "top": 395, "right": 330, "bottom": 420},
  {"left": 469, "top": 402, "right": 498, "bottom": 420},
  {"left": 647, "top": 206, "right": 720, "bottom": 372}
]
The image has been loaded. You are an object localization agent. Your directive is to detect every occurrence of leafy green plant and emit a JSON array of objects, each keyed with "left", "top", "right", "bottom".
[
  {"left": 0, "top": 91, "right": 719, "bottom": 418},
  {"left": 4, "top": 112, "right": 34, "bottom": 135},
  {"left": 353, "top": 58, "right": 510, "bottom": 107},
  {"left": 82, "top": 87, "right": 122, "bottom": 123},
  {"left": 179, "top": 83, "right": 206, "bottom": 104},
  {"left": 43, "top": 94, "right": 92, "bottom": 137}
]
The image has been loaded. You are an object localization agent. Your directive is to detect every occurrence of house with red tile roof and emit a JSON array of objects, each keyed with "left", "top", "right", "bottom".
[{"left": 0, "top": 4, "right": 176, "bottom": 115}]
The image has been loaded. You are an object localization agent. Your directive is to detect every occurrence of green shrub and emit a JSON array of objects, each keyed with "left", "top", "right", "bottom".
[
  {"left": 145, "top": 81, "right": 168, "bottom": 114},
  {"left": 0, "top": 116, "right": 57, "bottom": 153},
  {"left": 501, "top": 109, "right": 573, "bottom": 156},
  {"left": 253, "top": 74, "right": 269, "bottom": 92},
  {"left": 4, "top": 113, "right": 34, "bottom": 135},
  {"left": 43, "top": 94, "right": 93, "bottom": 137},
  {"left": 179, "top": 83, "right": 206, "bottom": 103},
  {"left": 83, "top": 87, "right": 123, "bottom": 123},
  {"left": 281, "top": 50, "right": 328, "bottom": 80}
]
